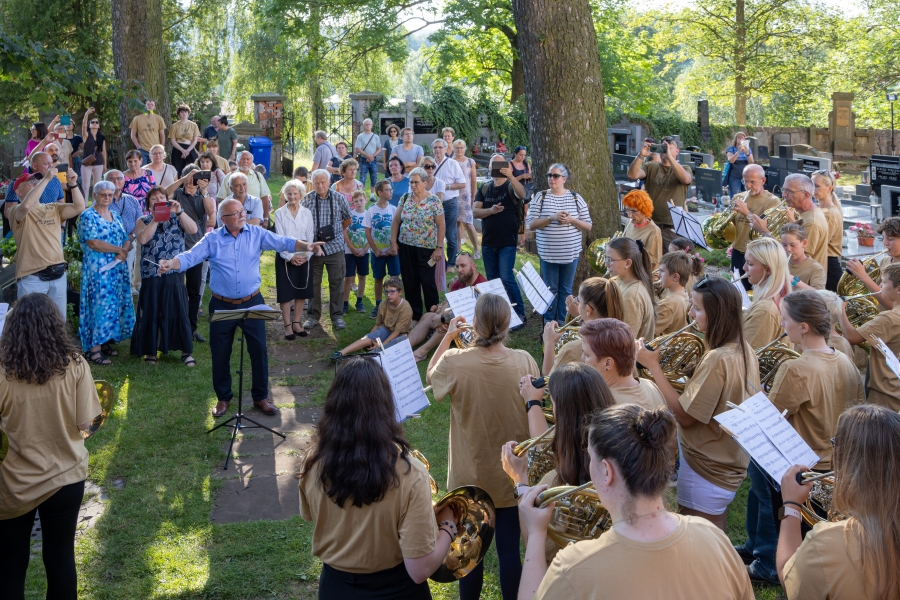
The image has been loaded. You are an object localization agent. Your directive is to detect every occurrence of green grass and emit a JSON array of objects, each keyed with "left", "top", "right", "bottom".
[{"left": 24, "top": 175, "right": 782, "bottom": 599}]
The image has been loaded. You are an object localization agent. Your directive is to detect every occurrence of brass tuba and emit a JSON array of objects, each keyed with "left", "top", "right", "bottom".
[
  {"left": 755, "top": 334, "right": 800, "bottom": 393},
  {"left": 749, "top": 203, "right": 794, "bottom": 240},
  {"left": 535, "top": 482, "right": 612, "bottom": 549},
  {"left": 637, "top": 322, "right": 706, "bottom": 392},
  {"left": 510, "top": 426, "right": 556, "bottom": 486},
  {"left": 796, "top": 471, "right": 844, "bottom": 527},
  {"left": 554, "top": 315, "right": 583, "bottom": 355},
  {"left": 837, "top": 250, "right": 887, "bottom": 299},
  {"left": 587, "top": 231, "right": 624, "bottom": 276}
]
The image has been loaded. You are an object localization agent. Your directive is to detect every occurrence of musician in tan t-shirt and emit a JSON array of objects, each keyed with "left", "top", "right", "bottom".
[
  {"left": 517, "top": 404, "right": 753, "bottom": 600},
  {"left": 817, "top": 289, "right": 869, "bottom": 369},
  {"left": 606, "top": 237, "right": 656, "bottom": 342},
  {"left": 129, "top": 100, "right": 167, "bottom": 160},
  {"left": 638, "top": 276, "right": 759, "bottom": 531},
  {"left": 621, "top": 190, "right": 662, "bottom": 271},
  {"left": 654, "top": 252, "right": 693, "bottom": 336},
  {"left": 298, "top": 356, "right": 456, "bottom": 597},
  {"left": 744, "top": 237, "right": 790, "bottom": 349},
  {"left": 428, "top": 293, "right": 537, "bottom": 599},
  {"left": 777, "top": 405, "right": 900, "bottom": 600}
]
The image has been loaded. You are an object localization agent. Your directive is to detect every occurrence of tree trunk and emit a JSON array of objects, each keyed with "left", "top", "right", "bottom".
[
  {"left": 511, "top": 55, "right": 525, "bottom": 104},
  {"left": 734, "top": 0, "right": 747, "bottom": 126},
  {"left": 307, "top": 11, "right": 326, "bottom": 143},
  {"left": 510, "top": 0, "right": 619, "bottom": 287},
  {"left": 111, "top": 0, "right": 170, "bottom": 152}
]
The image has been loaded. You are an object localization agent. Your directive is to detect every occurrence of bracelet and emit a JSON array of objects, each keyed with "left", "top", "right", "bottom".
[
  {"left": 782, "top": 500, "right": 804, "bottom": 509},
  {"left": 438, "top": 520, "right": 458, "bottom": 538},
  {"left": 66, "top": 183, "right": 78, "bottom": 189},
  {"left": 791, "top": 275, "right": 800, "bottom": 288},
  {"left": 439, "top": 527, "right": 454, "bottom": 544},
  {"left": 175, "top": 211, "right": 183, "bottom": 216}
]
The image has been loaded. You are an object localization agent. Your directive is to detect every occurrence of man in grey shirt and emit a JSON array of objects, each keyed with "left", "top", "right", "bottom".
[
  {"left": 430, "top": 138, "right": 468, "bottom": 268},
  {"left": 354, "top": 118, "right": 382, "bottom": 189},
  {"left": 311, "top": 130, "right": 339, "bottom": 174},
  {"left": 391, "top": 127, "right": 424, "bottom": 170}
]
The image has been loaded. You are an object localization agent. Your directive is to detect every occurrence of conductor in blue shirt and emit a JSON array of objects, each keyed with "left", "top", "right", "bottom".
[{"left": 158, "top": 198, "right": 325, "bottom": 417}]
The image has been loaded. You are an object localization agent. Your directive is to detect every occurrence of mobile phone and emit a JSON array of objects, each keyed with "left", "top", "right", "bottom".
[
  {"left": 57, "top": 165, "right": 67, "bottom": 185},
  {"left": 649, "top": 143, "right": 666, "bottom": 154},
  {"left": 427, "top": 257, "right": 437, "bottom": 267},
  {"left": 153, "top": 202, "right": 171, "bottom": 222},
  {"left": 193, "top": 170, "right": 211, "bottom": 182},
  {"left": 60, "top": 115, "right": 71, "bottom": 126},
  {"left": 490, "top": 161, "right": 509, "bottom": 177}
]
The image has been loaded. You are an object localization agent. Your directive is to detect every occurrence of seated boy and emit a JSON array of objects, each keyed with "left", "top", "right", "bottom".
[
  {"left": 331, "top": 277, "right": 411, "bottom": 361},
  {"left": 654, "top": 252, "right": 692, "bottom": 336}
]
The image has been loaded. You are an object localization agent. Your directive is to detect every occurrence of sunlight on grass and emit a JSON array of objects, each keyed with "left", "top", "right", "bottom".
[{"left": 146, "top": 528, "right": 211, "bottom": 597}]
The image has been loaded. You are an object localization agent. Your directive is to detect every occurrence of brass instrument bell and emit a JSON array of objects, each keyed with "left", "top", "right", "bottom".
[
  {"left": 637, "top": 322, "right": 706, "bottom": 392},
  {"left": 755, "top": 334, "right": 800, "bottom": 393},
  {"left": 587, "top": 231, "right": 623, "bottom": 276},
  {"left": 453, "top": 323, "right": 476, "bottom": 350},
  {"left": 82, "top": 380, "right": 117, "bottom": 440},
  {"left": 837, "top": 251, "right": 887, "bottom": 299},
  {"left": 701, "top": 203, "right": 737, "bottom": 250},
  {"left": 535, "top": 483, "right": 612, "bottom": 549}
]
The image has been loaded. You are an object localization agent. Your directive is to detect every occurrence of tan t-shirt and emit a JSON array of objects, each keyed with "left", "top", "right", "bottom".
[
  {"left": 783, "top": 521, "right": 874, "bottom": 600},
  {"left": 732, "top": 190, "right": 781, "bottom": 253},
  {"left": 616, "top": 278, "right": 655, "bottom": 342},
  {"left": 857, "top": 303, "right": 900, "bottom": 411},
  {"left": 548, "top": 338, "right": 582, "bottom": 375},
  {"left": 642, "top": 162, "right": 692, "bottom": 227},
  {"left": 829, "top": 333, "right": 868, "bottom": 370},
  {"left": 429, "top": 346, "right": 537, "bottom": 508},
  {"left": 0, "top": 358, "right": 101, "bottom": 519},
  {"left": 799, "top": 207, "right": 829, "bottom": 268},
  {"left": 654, "top": 288, "right": 689, "bottom": 336},
  {"left": 789, "top": 255, "right": 826, "bottom": 289},
  {"left": 678, "top": 343, "right": 759, "bottom": 491},
  {"left": 767, "top": 350, "right": 864, "bottom": 471},
  {"left": 9, "top": 203, "right": 66, "bottom": 279},
  {"left": 298, "top": 454, "right": 437, "bottom": 573},
  {"left": 375, "top": 298, "right": 413, "bottom": 334},
  {"left": 169, "top": 120, "right": 201, "bottom": 144},
  {"left": 533, "top": 514, "right": 754, "bottom": 600},
  {"left": 744, "top": 297, "right": 784, "bottom": 350},
  {"left": 609, "top": 378, "right": 665, "bottom": 410},
  {"left": 129, "top": 113, "right": 166, "bottom": 150},
  {"left": 821, "top": 205, "right": 843, "bottom": 258},
  {"left": 623, "top": 220, "right": 662, "bottom": 271}
]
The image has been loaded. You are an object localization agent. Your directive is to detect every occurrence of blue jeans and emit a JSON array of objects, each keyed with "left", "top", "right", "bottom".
[
  {"left": 481, "top": 245, "right": 525, "bottom": 318},
  {"left": 442, "top": 199, "right": 459, "bottom": 267},
  {"left": 744, "top": 462, "right": 779, "bottom": 581},
  {"left": 357, "top": 158, "right": 378, "bottom": 189},
  {"left": 139, "top": 148, "right": 150, "bottom": 165},
  {"left": 540, "top": 258, "right": 578, "bottom": 323},
  {"left": 727, "top": 175, "right": 745, "bottom": 196},
  {"left": 18, "top": 273, "right": 67, "bottom": 319}
]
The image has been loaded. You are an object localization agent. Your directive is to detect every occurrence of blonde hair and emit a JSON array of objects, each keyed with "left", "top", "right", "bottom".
[
  {"left": 339, "top": 158, "right": 359, "bottom": 176},
  {"left": 149, "top": 144, "right": 166, "bottom": 157},
  {"left": 731, "top": 131, "right": 747, "bottom": 147},
  {"left": 816, "top": 290, "right": 843, "bottom": 327},
  {"left": 350, "top": 190, "right": 367, "bottom": 204},
  {"left": 746, "top": 237, "right": 790, "bottom": 304},
  {"left": 473, "top": 293, "right": 509, "bottom": 347},
  {"left": 810, "top": 170, "right": 841, "bottom": 206}
]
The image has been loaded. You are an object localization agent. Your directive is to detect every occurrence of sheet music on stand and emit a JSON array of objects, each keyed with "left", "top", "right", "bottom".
[
  {"left": 515, "top": 262, "right": 554, "bottom": 315},
  {"left": 870, "top": 335, "right": 900, "bottom": 380},
  {"left": 208, "top": 304, "right": 280, "bottom": 323},
  {"left": 474, "top": 279, "right": 522, "bottom": 328},
  {"left": 733, "top": 268, "right": 751, "bottom": 309},
  {"left": 714, "top": 392, "right": 819, "bottom": 488},
  {"left": 444, "top": 278, "right": 522, "bottom": 328},
  {"left": 379, "top": 338, "right": 431, "bottom": 422}
]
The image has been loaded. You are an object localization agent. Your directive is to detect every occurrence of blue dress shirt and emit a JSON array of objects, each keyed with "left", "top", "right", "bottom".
[
  {"left": 174, "top": 225, "right": 297, "bottom": 299},
  {"left": 4, "top": 176, "right": 64, "bottom": 206}
]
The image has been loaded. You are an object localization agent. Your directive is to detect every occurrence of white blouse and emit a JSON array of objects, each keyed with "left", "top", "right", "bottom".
[{"left": 274, "top": 203, "right": 315, "bottom": 260}]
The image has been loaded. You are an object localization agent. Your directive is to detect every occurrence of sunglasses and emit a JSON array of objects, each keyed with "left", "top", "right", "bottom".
[
  {"left": 334, "top": 352, "right": 383, "bottom": 373},
  {"left": 546, "top": 173, "right": 564, "bottom": 179},
  {"left": 423, "top": 164, "right": 436, "bottom": 170},
  {"left": 458, "top": 251, "right": 472, "bottom": 257},
  {"left": 90, "top": 121, "right": 100, "bottom": 125}
]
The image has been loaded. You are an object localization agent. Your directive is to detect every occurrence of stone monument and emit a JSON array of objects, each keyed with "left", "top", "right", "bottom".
[{"left": 828, "top": 92, "right": 855, "bottom": 158}]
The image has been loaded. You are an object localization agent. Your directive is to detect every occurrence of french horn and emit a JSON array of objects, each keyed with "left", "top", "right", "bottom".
[
  {"left": 587, "top": 231, "right": 623, "bottom": 276},
  {"left": 553, "top": 315, "right": 583, "bottom": 355},
  {"left": 701, "top": 200, "right": 737, "bottom": 250},
  {"left": 837, "top": 250, "right": 887, "bottom": 299},
  {"left": 453, "top": 323, "right": 476, "bottom": 350},
  {"left": 535, "top": 482, "right": 612, "bottom": 549},
  {"left": 749, "top": 203, "right": 794, "bottom": 241},
  {"left": 842, "top": 291, "right": 881, "bottom": 329},
  {"left": 796, "top": 471, "right": 843, "bottom": 527},
  {"left": 510, "top": 426, "right": 556, "bottom": 487},
  {"left": 755, "top": 334, "right": 800, "bottom": 393},
  {"left": 637, "top": 321, "right": 706, "bottom": 392}
]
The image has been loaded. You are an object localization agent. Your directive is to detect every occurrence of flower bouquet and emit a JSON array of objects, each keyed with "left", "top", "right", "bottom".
[{"left": 850, "top": 222, "right": 875, "bottom": 247}]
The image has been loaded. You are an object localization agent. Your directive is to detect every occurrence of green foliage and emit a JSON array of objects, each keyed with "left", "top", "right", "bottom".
[
  {"left": 607, "top": 106, "right": 743, "bottom": 159},
  {"left": 417, "top": 86, "right": 477, "bottom": 146},
  {"left": 699, "top": 248, "right": 730, "bottom": 268},
  {"left": 0, "top": 235, "right": 16, "bottom": 261},
  {"left": 414, "top": 86, "right": 529, "bottom": 147}
]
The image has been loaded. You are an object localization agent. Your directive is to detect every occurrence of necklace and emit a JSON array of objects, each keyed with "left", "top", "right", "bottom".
[{"left": 612, "top": 507, "right": 667, "bottom": 526}]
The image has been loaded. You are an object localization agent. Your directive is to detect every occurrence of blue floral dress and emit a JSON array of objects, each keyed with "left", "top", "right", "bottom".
[{"left": 78, "top": 207, "right": 136, "bottom": 352}]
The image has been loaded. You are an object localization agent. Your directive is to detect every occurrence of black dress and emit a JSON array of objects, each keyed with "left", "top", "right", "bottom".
[{"left": 275, "top": 253, "right": 314, "bottom": 304}]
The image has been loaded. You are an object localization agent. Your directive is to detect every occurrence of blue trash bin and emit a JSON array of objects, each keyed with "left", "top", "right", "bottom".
[{"left": 247, "top": 136, "right": 274, "bottom": 179}]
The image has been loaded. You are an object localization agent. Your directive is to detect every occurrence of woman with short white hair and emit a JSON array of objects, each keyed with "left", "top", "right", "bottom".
[{"left": 275, "top": 180, "right": 315, "bottom": 340}]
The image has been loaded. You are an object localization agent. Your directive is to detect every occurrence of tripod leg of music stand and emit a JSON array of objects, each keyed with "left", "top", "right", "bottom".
[
  {"left": 208, "top": 414, "right": 238, "bottom": 434},
  {"left": 223, "top": 416, "right": 241, "bottom": 470},
  {"left": 240, "top": 414, "right": 286, "bottom": 438}
]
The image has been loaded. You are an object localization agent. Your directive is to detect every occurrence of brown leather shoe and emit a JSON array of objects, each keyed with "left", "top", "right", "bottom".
[
  {"left": 212, "top": 400, "right": 230, "bottom": 417},
  {"left": 253, "top": 398, "right": 278, "bottom": 415}
]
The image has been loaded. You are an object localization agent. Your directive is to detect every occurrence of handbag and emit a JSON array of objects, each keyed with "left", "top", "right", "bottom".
[
  {"left": 82, "top": 155, "right": 97, "bottom": 166},
  {"left": 34, "top": 262, "right": 68, "bottom": 281}
]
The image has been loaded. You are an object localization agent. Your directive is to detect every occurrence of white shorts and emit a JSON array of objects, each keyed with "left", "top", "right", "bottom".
[{"left": 676, "top": 441, "right": 737, "bottom": 515}]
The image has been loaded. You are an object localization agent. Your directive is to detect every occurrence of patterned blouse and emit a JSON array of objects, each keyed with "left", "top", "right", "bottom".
[
  {"left": 123, "top": 169, "right": 156, "bottom": 210},
  {"left": 138, "top": 213, "right": 186, "bottom": 279},
  {"left": 398, "top": 193, "right": 444, "bottom": 249}
]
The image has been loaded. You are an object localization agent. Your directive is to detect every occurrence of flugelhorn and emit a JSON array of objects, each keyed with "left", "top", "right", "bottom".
[
  {"left": 755, "top": 333, "right": 800, "bottom": 393},
  {"left": 637, "top": 321, "right": 706, "bottom": 392},
  {"left": 535, "top": 482, "right": 612, "bottom": 548},
  {"left": 509, "top": 426, "right": 556, "bottom": 486}
]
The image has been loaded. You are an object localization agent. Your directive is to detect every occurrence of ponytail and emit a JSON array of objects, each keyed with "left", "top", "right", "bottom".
[{"left": 608, "top": 237, "right": 656, "bottom": 309}]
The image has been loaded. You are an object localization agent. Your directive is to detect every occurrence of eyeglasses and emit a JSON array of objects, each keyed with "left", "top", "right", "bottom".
[
  {"left": 334, "top": 352, "right": 383, "bottom": 374},
  {"left": 603, "top": 256, "right": 623, "bottom": 264},
  {"left": 546, "top": 173, "right": 564, "bottom": 179},
  {"left": 741, "top": 178, "right": 762, "bottom": 184},
  {"left": 782, "top": 188, "right": 801, "bottom": 195},
  {"left": 624, "top": 208, "right": 641, "bottom": 215},
  {"left": 385, "top": 289, "right": 401, "bottom": 295},
  {"left": 222, "top": 209, "right": 248, "bottom": 218},
  {"left": 423, "top": 164, "right": 435, "bottom": 170}
]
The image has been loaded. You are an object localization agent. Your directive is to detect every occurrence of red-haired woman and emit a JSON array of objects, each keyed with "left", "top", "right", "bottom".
[{"left": 622, "top": 190, "right": 662, "bottom": 271}]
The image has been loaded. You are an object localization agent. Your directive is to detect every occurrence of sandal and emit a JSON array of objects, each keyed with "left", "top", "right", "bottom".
[
  {"left": 283, "top": 325, "right": 296, "bottom": 341},
  {"left": 292, "top": 322, "right": 308, "bottom": 338},
  {"left": 144, "top": 355, "right": 157, "bottom": 365},
  {"left": 101, "top": 343, "right": 119, "bottom": 357},
  {"left": 181, "top": 354, "right": 196, "bottom": 367},
  {"left": 85, "top": 350, "right": 111, "bottom": 366}
]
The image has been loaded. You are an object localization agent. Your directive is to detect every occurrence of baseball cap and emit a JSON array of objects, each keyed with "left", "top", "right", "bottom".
[{"left": 13, "top": 173, "right": 36, "bottom": 193}]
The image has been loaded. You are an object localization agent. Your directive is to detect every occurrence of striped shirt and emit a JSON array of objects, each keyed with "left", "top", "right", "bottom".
[{"left": 526, "top": 190, "right": 592, "bottom": 264}]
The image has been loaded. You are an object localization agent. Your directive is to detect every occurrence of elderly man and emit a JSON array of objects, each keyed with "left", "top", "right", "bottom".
[
  {"left": 626, "top": 136, "right": 693, "bottom": 248},
  {"left": 750, "top": 173, "right": 828, "bottom": 267},
  {"left": 310, "top": 130, "right": 339, "bottom": 174},
  {"left": 218, "top": 173, "right": 264, "bottom": 227},
  {"left": 729, "top": 164, "right": 781, "bottom": 289},
  {"left": 3, "top": 152, "right": 65, "bottom": 218},
  {"left": 218, "top": 151, "right": 272, "bottom": 221},
  {"left": 430, "top": 138, "right": 468, "bottom": 268},
  {"left": 129, "top": 99, "right": 167, "bottom": 165},
  {"left": 104, "top": 169, "right": 143, "bottom": 292},
  {"left": 203, "top": 115, "right": 220, "bottom": 141},
  {"left": 158, "top": 199, "right": 325, "bottom": 417},
  {"left": 9, "top": 168, "right": 85, "bottom": 317},
  {"left": 300, "top": 169, "right": 352, "bottom": 330},
  {"left": 354, "top": 118, "right": 382, "bottom": 189}
]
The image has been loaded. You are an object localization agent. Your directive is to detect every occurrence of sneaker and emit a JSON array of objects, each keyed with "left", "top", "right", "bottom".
[
  {"left": 302, "top": 318, "right": 318, "bottom": 329},
  {"left": 733, "top": 545, "right": 754, "bottom": 566},
  {"left": 342, "top": 301, "right": 349, "bottom": 315},
  {"left": 746, "top": 563, "right": 780, "bottom": 586},
  {"left": 355, "top": 299, "right": 365, "bottom": 312},
  {"left": 333, "top": 318, "right": 347, "bottom": 330},
  {"left": 369, "top": 305, "right": 380, "bottom": 318},
  {"left": 474, "top": 251, "right": 481, "bottom": 260}
]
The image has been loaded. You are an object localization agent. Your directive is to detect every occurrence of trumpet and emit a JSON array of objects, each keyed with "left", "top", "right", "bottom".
[
  {"left": 534, "top": 482, "right": 612, "bottom": 548},
  {"left": 509, "top": 426, "right": 557, "bottom": 486},
  {"left": 637, "top": 321, "right": 706, "bottom": 392},
  {"left": 553, "top": 316, "right": 583, "bottom": 355},
  {"left": 755, "top": 333, "right": 800, "bottom": 393}
]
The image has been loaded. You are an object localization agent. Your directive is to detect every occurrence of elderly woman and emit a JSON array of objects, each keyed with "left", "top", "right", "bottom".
[
  {"left": 419, "top": 156, "right": 446, "bottom": 201},
  {"left": 169, "top": 104, "right": 201, "bottom": 175},
  {"left": 122, "top": 149, "right": 156, "bottom": 212},
  {"left": 129, "top": 186, "right": 197, "bottom": 365},
  {"left": 146, "top": 144, "right": 178, "bottom": 191},
  {"left": 389, "top": 167, "right": 446, "bottom": 321},
  {"left": 453, "top": 139, "right": 479, "bottom": 258},
  {"left": 331, "top": 158, "right": 364, "bottom": 203},
  {"left": 382, "top": 125, "right": 401, "bottom": 173},
  {"left": 274, "top": 180, "right": 315, "bottom": 339},
  {"left": 80, "top": 107, "right": 107, "bottom": 200},
  {"left": 0, "top": 293, "right": 102, "bottom": 599},
  {"left": 526, "top": 163, "right": 593, "bottom": 324},
  {"left": 386, "top": 155, "right": 409, "bottom": 207},
  {"left": 622, "top": 189, "right": 663, "bottom": 271},
  {"left": 725, "top": 132, "right": 754, "bottom": 196},
  {"left": 78, "top": 181, "right": 135, "bottom": 365}
]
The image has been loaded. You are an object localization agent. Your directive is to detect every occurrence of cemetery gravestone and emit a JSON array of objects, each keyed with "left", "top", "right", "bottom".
[{"left": 694, "top": 167, "right": 724, "bottom": 204}]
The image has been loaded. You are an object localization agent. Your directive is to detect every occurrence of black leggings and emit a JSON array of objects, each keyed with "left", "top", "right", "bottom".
[
  {"left": 459, "top": 505, "right": 521, "bottom": 600},
  {"left": 826, "top": 256, "right": 842, "bottom": 292},
  {"left": 0, "top": 480, "right": 85, "bottom": 600}
]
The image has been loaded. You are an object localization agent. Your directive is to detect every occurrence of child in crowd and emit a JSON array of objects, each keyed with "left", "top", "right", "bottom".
[
  {"left": 654, "top": 252, "right": 693, "bottom": 335},
  {"left": 845, "top": 216, "right": 900, "bottom": 310},
  {"left": 667, "top": 236, "right": 704, "bottom": 290},
  {"left": 331, "top": 277, "right": 411, "bottom": 361},
  {"left": 781, "top": 223, "right": 825, "bottom": 289},
  {"left": 364, "top": 180, "right": 401, "bottom": 318},
  {"left": 343, "top": 190, "right": 369, "bottom": 314}
]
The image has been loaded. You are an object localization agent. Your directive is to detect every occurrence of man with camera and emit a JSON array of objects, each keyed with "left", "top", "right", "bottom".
[
  {"left": 9, "top": 164, "right": 85, "bottom": 318},
  {"left": 300, "top": 169, "right": 352, "bottom": 331},
  {"left": 626, "top": 136, "right": 693, "bottom": 248}
]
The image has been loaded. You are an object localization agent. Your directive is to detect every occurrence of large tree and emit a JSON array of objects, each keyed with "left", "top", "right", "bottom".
[{"left": 510, "top": 0, "right": 619, "bottom": 284}]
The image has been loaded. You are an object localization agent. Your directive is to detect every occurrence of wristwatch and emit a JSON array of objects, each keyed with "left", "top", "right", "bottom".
[
  {"left": 778, "top": 505, "right": 802, "bottom": 521},
  {"left": 791, "top": 275, "right": 801, "bottom": 288},
  {"left": 525, "top": 399, "right": 543, "bottom": 412}
]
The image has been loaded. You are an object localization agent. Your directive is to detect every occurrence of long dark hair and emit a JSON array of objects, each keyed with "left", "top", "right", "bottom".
[
  {"left": 301, "top": 356, "right": 411, "bottom": 508},
  {"left": 692, "top": 276, "right": 750, "bottom": 385},
  {"left": 0, "top": 293, "right": 82, "bottom": 385},
  {"left": 608, "top": 237, "right": 656, "bottom": 309},
  {"left": 31, "top": 122, "right": 48, "bottom": 141},
  {"left": 548, "top": 363, "right": 614, "bottom": 486}
]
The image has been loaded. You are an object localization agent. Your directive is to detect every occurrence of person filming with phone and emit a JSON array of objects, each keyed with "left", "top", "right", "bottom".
[{"left": 626, "top": 136, "right": 693, "bottom": 248}]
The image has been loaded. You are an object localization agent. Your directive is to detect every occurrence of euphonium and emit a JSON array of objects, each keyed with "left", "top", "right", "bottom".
[
  {"left": 510, "top": 426, "right": 556, "bottom": 486},
  {"left": 637, "top": 321, "right": 706, "bottom": 392},
  {"left": 701, "top": 202, "right": 737, "bottom": 250},
  {"left": 796, "top": 471, "right": 844, "bottom": 527},
  {"left": 554, "top": 315, "right": 583, "bottom": 355},
  {"left": 749, "top": 202, "right": 794, "bottom": 240},
  {"left": 587, "top": 231, "right": 623, "bottom": 276},
  {"left": 837, "top": 250, "right": 888, "bottom": 298},
  {"left": 755, "top": 334, "right": 800, "bottom": 393},
  {"left": 535, "top": 482, "right": 612, "bottom": 549}
]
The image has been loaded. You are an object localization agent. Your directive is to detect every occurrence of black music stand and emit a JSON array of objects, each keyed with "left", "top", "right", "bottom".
[{"left": 207, "top": 307, "right": 285, "bottom": 469}]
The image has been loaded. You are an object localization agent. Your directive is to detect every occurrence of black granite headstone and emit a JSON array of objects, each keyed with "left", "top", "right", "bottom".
[
  {"left": 613, "top": 153, "right": 637, "bottom": 181},
  {"left": 694, "top": 167, "right": 723, "bottom": 204}
]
